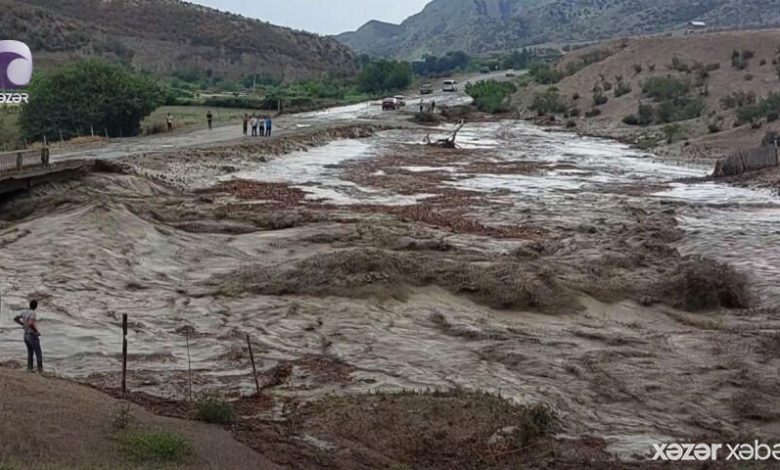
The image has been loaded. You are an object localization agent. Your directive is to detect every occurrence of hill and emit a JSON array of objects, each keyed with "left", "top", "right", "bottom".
[
  {"left": 336, "top": 0, "right": 780, "bottom": 59},
  {"left": 515, "top": 28, "right": 780, "bottom": 158},
  {"left": 0, "top": 0, "right": 356, "bottom": 82}
]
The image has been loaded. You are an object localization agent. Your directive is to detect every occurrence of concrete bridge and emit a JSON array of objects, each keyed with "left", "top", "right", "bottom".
[{"left": 0, "top": 148, "right": 91, "bottom": 197}]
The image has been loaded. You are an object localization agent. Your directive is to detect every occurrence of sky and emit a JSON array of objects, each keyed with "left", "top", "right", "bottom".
[{"left": 190, "top": 0, "right": 431, "bottom": 35}]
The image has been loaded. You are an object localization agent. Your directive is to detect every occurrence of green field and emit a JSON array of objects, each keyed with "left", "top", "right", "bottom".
[{"left": 141, "top": 105, "right": 257, "bottom": 135}]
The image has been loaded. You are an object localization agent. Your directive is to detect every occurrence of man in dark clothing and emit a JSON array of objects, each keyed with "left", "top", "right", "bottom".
[
  {"left": 14, "top": 300, "right": 42, "bottom": 373},
  {"left": 265, "top": 116, "right": 272, "bottom": 137},
  {"left": 207, "top": 110, "right": 213, "bottom": 130},
  {"left": 242, "top": 114, "right": 249, "bottom": 136}
]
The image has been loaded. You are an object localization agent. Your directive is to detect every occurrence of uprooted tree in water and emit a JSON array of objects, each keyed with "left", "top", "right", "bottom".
[{"left": 425, "top": 120, "right": 465, "bottom": 148}]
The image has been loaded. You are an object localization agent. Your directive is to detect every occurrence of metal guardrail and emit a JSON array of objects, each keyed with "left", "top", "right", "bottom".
[{"left": 0, "top": 148, "right": 50, "bottom": 174}]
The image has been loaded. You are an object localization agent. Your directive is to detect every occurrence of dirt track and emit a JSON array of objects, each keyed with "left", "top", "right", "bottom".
[{"left": 1, "top": 104, "right": 780, "bottom": 468}]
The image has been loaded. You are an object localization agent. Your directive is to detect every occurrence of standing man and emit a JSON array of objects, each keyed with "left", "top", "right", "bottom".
[
  {"left": 265, "top": 115, "right": 273, "bottom": 137},
  {"left": 166, "top": 113, "right": 174, "bottom": 132},
  {"left": 260, "top": 114, "right": 267, "bottom": 137},
  {"left": 242, "top": 113, "right": 249, "bottom": 136},
  {"left": 206, "top": 110, "right": 213, "bottom": 130},
  {"left": 14, "top": 300, "right": 42, "bottom": 373},
  {"left": 250, "top": 115, "right": 258, "bottom": 137}
]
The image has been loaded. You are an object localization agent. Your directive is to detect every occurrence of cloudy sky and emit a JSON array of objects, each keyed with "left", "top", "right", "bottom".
[{"left": 191, "top": 0, "right": 431, "bottom": 35}]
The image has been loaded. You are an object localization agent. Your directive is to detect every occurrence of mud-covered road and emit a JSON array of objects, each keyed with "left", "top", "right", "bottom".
[{"left": 2, "top": 95, "right": 780, "bottom": 466}]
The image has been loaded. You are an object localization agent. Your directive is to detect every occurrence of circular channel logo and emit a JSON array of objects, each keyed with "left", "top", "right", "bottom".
[{"left": 0, "top": 40, "right": 33, "bottom": 90}]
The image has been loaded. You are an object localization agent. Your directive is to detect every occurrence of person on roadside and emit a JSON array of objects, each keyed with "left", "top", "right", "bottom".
[
  {"left": 13, "top": 300, "right": 43, "bottom": 373},
  {"left": 250, "top": 114, "right": 258, "bottom": 137},
  {"left": 419, "top": 99, "right": 424, "bottom": 113},
  {"left": 265, "top": 115, "right": 273, "bottom": 137},
  {"left": 260, "top": 114, "right": 267, "bottom": 137},
  {"left": 242, "top": 113, "right": 249, "bottom": 136},
  {"left": 431, "top": 100, "right": 436, "bottom": 112},
  {"left": 166, "top": 113, "right": 174, "bottom": 132},
  {"left": 206, "top": 110, "right": 213, "bottom": 130}
]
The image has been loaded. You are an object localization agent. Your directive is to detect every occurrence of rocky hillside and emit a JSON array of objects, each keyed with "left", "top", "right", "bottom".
[
  {"left": 337, "top": 0, "right": 780, "bottom": 59},
  {"left": 0, "top": 0, "right": 356, "bottom": 81},
  {"left": 518, "top": 28, "right": 780, "bottom": 158}
]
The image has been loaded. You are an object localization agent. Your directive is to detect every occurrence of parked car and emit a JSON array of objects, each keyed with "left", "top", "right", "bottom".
[
  {"left": 394, "top": 95, "right": 407, "bottom": 106},
  {"left": 505, "top": 71, "right": 517, "bottom": 77},
  {"left": 479, "top": 67, "right": 490, "bottom": 74},
  {"left": 420, "top": 84, "right": 434, "bottom": 95},
  {"left": 382, "top": 97, "right": 399, "bottom": 110},
  {"left": 442, "top": 80, "right": 458, "bottom": 92}
]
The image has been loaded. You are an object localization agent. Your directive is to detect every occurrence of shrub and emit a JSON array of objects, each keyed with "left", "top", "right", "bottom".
[
  {"left": 529, "top": 62, "right": 564, "bottom": 84},
  {"left": 565, "top": 119, "right": 577, "bottom": 128},
  {"left": 584, "top": 108, "right": 602, "bottom": 118},
  {"left": 519, "top": 403, "right": 560, "bottom": 445},
  {"left": 641, "top": 76, "right": 691, "bottom": 101},
  {"left": 572, "top": 92, "right": 580, "bottom": 100},
  {"left": 120, "top": 430, "right": 192, "bottom": 463},
  {"left": 632, "top": 63, "right": 643, "bottom": 75},
  {"left": 662, "top": 123, "right": 682, "bottom": 144},
  {"left": 412, "top": 111, "right": 442, "bottom": 125},
  {"left": 707, "top": 122, "right": 722, "bottom": 133},
  {"left": 648, "top": 63, "right": 656, "bottom": 72},
  {"left": 196, "top": 396, "right": 235, "bottom": 425},
  {"left": 669, "top": 55, "right": 691, "bottom": 73},
  {"left": 731, "top": 49, "right": 753, "bottom": 70},
  {"left": 721, "top": 91, "right": 756, "bottom": 109},
  {"left": 736, "top": 104, "right": 766, "bottom": 127},
  {"left": 655, "top": 97, "right": 705, "bottom": 123},
  {"left": 660, "top": 257, "right": 751, "bottom": 311},
  {"left": 760, "top": 59, "right": 767, "bottom": 66},
  {"left": 762, "top": 130, "right": 780, "bottom": 145},
  {"left": 637, "top": 103, "right": 655, "bottom": 125},
  {"left": 614, "top": 81, "right": 632, "bottom": 98},
  {"left": 465, "top": 80, "right": 518, "bottom": 113},
  {"left": 593, "top": 91, "right": 608, "bottom": 106},
  {"left": 744, "top": 74, "right": 754, "bottom": 81},
  {"left": 530, "top": 88, "right": 568, "bottom": 115},
  {"left": 623, "top": 114, "right": 639, "bottom": 125},
  {"left": 768, "top": 112, "right": 779, "bottom": 123}
]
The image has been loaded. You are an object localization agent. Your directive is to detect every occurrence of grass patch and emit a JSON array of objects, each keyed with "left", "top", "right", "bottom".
[
  {"left": 196, "top": 396, "right": 235, "bottom": 425},
  {"left": 119, "top": 429, "right": 192, "bottom": 464}
]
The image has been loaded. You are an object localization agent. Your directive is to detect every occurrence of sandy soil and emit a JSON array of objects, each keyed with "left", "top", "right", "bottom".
[{"left": 0, "top": 368, "right": 279, "bottom": 469}]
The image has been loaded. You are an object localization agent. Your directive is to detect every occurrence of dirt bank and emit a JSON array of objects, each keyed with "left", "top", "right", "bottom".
[{"left": 0, "top": 368, "right": 279, "bottom": 469}]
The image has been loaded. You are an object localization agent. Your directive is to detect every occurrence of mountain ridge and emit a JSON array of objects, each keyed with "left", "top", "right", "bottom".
[
  {"left": 336, "top": 0, "right": 780, "bottom": 59},
  {"left": 0, "top": 0, "right": 356, "bottom": 81}
]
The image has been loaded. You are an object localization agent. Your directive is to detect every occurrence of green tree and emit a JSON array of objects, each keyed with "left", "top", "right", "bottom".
[
  {"left": 465, "top": 80, "right": 518, "bottom": 113},
  {"left": 20, "top": 59, "right": 164, "bottom": 141},
  {"left": 357, "top": 60, "right": 412, "bottom": 96}
]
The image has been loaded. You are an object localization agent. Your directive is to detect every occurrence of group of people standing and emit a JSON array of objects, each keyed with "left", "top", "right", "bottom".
[{"left": 244, "top": 114, "right": 273, "bottom": 137}]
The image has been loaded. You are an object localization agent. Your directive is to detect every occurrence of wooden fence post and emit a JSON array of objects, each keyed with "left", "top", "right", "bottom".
[
  {"left": 121, "top": 314, "right": 128, "bottom": 395},
  {"left": 246, "top": 334, "right": 260, "bottom": 395}
]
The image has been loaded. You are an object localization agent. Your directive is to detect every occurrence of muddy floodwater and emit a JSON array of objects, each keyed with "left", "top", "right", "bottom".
[{"left": 1, "top": 118, "right": 779, "bottom": 458}]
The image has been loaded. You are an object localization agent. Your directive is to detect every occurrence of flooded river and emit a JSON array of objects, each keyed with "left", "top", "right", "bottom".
[{"left": 1, "top": 117, "right": 778, "bottom": 453}]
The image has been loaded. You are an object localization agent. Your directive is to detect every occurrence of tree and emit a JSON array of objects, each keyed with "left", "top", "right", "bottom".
[
  {"left": 20, "top": 59, "right": 163, "bottom": 141},
  {"left": 357, "top": 60, "right": 412, "bottom": 96}
]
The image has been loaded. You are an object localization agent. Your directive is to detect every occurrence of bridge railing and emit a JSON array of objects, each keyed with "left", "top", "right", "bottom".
[{"left": 0, "top": 148, "right": 51, "bottom": 174}]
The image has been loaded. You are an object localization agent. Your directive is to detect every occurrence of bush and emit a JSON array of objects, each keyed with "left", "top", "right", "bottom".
[
  {"left": 721, "top": 91, "right": 757, "bottom": 109},
  {"left": 762, "top": 130, "right": 780, "bottom": 145},
  {"left": 632, "top": 63, "right": 643, "bottom": 75},
  {"left": 196, "top": 396, "right": 235, "bottom": 425},
  {"left": 660, "top": 257, "right": 751, "bottom": 311},
  {"left": 637, "top": 103, "right": 655, "bottom": 125},
  {"left": 736, "top": 104, "right": 766, "bottom": 127},
  {"left": 708, "top": 122, "right": 722, "bottom": 133},
  {"left": 669, "top": 55, "right": 691, "bottom": 73},
  {"left": 120, "top": 430, "right": 192, "bottom": 463},
  {"left": 529, "top": 62, "right": 564, "bottom": 84},
  {"left": 412, "top": 111, "right": 442, "bottom": 125},
  {"left": 572, "top": 92, "right": 580, "bottom": 100},
  {"left": 565, "top": 119, "right": 577, "bottom": 128},
  {"left": 623, "top": 114, "right": 639, "bottom": 125},
  {"left": 593, "top": 91, "right": 608, "bottom": 106},
  {"left": 641, "top": 76, "right": 691, "bottom": 101},
  {"left": 584, "top": 108, "right": 602, "bottom": 118},
  {"left": 19, "top": 59, "right": 164, "bottom": 141},
  {"left": 530, "top": 88, "right": 568, "bottom": 115},
  {"left": 655, "top": 97, "right": 705, "bottom": 123},
  {"left": 744, "top": 74, "right": 754, "bottom": 81},
  {"left": 662, "top": 123, "right": 682, "bottom": 144},
  {"left": 731, "top": 49, "right": 753, "bottom": 70},
  {"left": 465, "top": 80, "right": 518, "bottom": 113},
  {"left": 614, "top": 81, "right": 632, "bottom": 98}
]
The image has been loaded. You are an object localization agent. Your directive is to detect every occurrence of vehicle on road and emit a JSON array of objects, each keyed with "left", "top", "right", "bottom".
[
  {"left": 394, "top": 95, "right": 407, "bottom": 106},
  {"left": 382, "top": 97, "right": 399, "bottom": 110},
  {"left": 479, "top": 67, "right": 490, "bottom": 74},
  {"left": 505, "top": 71, "right": 517, "bottom": 77},
  {"left": 442, "top": 80, "right": 458, "bottom": 92},
  {"left": 420, "top": 84, "right": 433, "bottom": 95}
]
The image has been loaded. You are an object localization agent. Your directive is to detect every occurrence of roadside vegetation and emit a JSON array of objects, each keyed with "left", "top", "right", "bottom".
[
  {"left": 119, "top": 429, "right": 192, "bottom": 464},
  {"left": 465, "top": 80, "right": 518, "bottom": 113},
  {"left": 19, "top": 59, "right": 164, "bottom": 141}
]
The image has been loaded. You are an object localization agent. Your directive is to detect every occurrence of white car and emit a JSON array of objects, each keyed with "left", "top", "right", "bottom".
[{"left": 442, "top": 80, "right": 458, "bottom": 92}]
